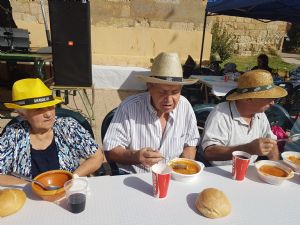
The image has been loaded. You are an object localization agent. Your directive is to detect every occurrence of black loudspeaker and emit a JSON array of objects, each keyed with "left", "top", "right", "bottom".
[{"left": 48, "top": 0, "right": 92, "bottom": 86}]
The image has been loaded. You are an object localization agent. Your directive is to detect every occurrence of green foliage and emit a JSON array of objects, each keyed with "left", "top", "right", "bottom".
[
  {"left": 211, "top": 21, "right": 235, "bottom": 61},
  {"left": 283, "top": 24, "right": 300, "bottom": 53},
  {"left": 221, "top": 55, "right": 298, "bottom": 72}
]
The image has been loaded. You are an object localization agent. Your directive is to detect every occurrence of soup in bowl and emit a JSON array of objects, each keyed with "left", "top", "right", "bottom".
[
  {"left": 255, "top": 160, "right": 294, "bottom": 185},
  {"left": 168, "top": 158, "right": 204, "bottom": 182},
  {"left": 281, "top": 151, "right": 300, "bottom": 172}
]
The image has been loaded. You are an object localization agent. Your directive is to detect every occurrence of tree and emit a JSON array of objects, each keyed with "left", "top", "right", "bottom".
[{"left": 210, "top": 21, "right": 234, "bottom": 61}]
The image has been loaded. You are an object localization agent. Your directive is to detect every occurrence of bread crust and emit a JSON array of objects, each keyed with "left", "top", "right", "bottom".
[
  {"left": 0, "top": 189, "right": 26, "bottom": 217},
  {"left": 195, "top": 188, "right": 231, "bottom": 219}
]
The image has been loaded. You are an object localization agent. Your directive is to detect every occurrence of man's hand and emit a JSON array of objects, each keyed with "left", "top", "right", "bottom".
[
  {"left": 136, "top": 148, "right": 164, "bottom": 168},
  {"left": 249, "top": 138, "right": 277, "bottom": 156}
]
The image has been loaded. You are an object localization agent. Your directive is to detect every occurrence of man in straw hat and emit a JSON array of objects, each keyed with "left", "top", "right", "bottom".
[
  {"left": 0, "top": 78, "right": 103, "bottom": 185},
  {"left": 103, "top": 52, "right": 200, "bottom": 173},
  {"left": 201, "top": 70, "right": 287, "bottom": 166}
]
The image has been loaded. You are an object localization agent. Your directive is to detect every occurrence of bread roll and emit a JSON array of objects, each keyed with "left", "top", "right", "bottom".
[
  {"left": 0, "top": 189, "right": 26, "bottom": 217},
  {"left": 195, "top": 188, "right": 231, "bottom": 219}
]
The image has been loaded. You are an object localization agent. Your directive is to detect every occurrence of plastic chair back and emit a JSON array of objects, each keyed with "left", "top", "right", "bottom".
[
  {"left": 193, "top": 104, "right": 215, "bottom": 136},
  {"left": 55, "top": 107, "right": 94, "bottom": 138},
  {"left": 100, "top": 108, "right": 122, "bottom": 175},
  {"left": 101, "top": 108, "right": 117, "bottom": 142},
  {"left": 193, "top": 104, "right": 215, "bottom": 167},
  {"left": 265, "top": 104, "right": 294, "bottom": 131}
]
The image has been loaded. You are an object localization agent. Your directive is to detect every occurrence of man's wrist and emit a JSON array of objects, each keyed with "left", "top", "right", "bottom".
[{"left": 130, "top": 150, "right": 141, "bottom": 165}]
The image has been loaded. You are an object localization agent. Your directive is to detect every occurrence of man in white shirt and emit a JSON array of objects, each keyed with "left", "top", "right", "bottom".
[
  {"left": 201, "top": 70, "right": 287, "bottom": 166},
  {"left": 103, "top": 52, "right": 200, "bottom": 173}
]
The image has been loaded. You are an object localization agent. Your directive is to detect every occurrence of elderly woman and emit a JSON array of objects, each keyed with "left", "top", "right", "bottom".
[{"left": 0, "top": 78, "right": 103, "bottom": 185}]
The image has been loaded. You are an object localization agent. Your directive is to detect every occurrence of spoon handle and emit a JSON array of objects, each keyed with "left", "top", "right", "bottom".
[
  {"left": 277, "top": 139, "right": 288, "bottom": 143},
  {"left": 10, "top": 172, "right": 33, "bottom": 183}
]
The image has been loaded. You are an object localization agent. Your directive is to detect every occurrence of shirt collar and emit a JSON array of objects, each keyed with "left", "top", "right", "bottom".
[{"left": 231, "top": 101, "right": 260, "bottom": 125}]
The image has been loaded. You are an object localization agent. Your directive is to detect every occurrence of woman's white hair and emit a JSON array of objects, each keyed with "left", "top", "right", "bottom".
[{"left": 14, "top": 108, "right": 28, "bottom": 116}]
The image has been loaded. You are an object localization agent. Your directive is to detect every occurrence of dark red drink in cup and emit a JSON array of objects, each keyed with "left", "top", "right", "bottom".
[
  {"left": 232, "top": 151, "right": 251, "bottom": 181},
  {"left": 68, "top": 193, "right": 86, "bottom": 213},
  {"left": 64, "top": 178, "right": 88, "bottom": 213},
  {"left": 224, "top": 75, "right": 229, "bottom": 82}
]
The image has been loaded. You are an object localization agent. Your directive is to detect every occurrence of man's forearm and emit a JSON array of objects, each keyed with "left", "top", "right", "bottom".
[
  {"left": 203, "top": 143, "right": 252, "bottom": 161},
  {"left": 181, "top": 146, "right": 196, "bottom": 159},
  {"left": 105, "top": 146, "right": 140, "bottom": 165}
]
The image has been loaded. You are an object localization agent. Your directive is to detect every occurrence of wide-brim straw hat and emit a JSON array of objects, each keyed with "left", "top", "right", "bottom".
[
  {"left": 136, "top": 52, "right": 198, "bottom": 85},
  {"left": 226, "top": 69, "right": 287, "bottom": 101},
  {"left": 4, "top": 78, "right": 62, "bottom": 109}
]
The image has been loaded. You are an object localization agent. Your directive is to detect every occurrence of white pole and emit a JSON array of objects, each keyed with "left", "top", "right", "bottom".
[{"left": 39, "top": 0, "right": 51, "bottom": 46}]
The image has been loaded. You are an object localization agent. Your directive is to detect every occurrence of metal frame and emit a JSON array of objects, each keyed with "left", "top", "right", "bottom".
[{"left": 50, "top": 85, "right": 95, "bottom": 125}]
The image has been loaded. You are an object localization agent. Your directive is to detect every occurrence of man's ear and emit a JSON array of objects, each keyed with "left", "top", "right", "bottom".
[{"left": 147, "top": 83, "right": 154, "bottom": 90}]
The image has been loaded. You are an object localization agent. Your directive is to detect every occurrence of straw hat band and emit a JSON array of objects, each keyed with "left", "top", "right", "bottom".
[
  {"left": 152, "top": 76, "right": 183, "bottom": 82},
  {"left": 236, "top": 84, "right": 275, "bottom": 94},
  {"left": 12, "top": 95, "right": 54, "bottom": 106}
]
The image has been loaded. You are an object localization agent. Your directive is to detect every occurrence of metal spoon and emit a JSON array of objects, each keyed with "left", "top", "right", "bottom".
[
  {"left": 10, "top": 172, "right": 61, "bottom": 191},
  {"left": 169, "top": 163, "right": 188, "bottom": 170},
  {"left": 277, "top": 134, "right": 300, "bottom": 143}
]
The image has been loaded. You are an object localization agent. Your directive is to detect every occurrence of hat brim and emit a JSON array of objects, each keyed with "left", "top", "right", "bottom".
[
  {"left": 226, "top": 86, "right": 287, "bottom": 101},
  {"left": 136, "top": 75, "right": 198, "bottom": 85},
  {"left": 4, "top": 97, "right": 63, "bottom": 109}
]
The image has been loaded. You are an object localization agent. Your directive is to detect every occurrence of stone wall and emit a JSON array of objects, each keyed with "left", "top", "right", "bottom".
[
  {"left": 209, "top": 15, "right": 288, "bottom": 56},
  {"left": 9, "top": 0, "right": 211, "bottom": 67}
]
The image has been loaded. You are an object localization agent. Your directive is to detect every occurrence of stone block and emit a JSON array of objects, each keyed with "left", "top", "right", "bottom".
[
  {"left": 28, "top": 2, "right": 40, "bottom": 16},
  {"left": 11, "top": 1, "right": 29, "bottom": 14},
  {"left": 237, "top": 23, "right": 245, "bottom": 30},
  {"left": 121, "top": 5, "right": 130, "bottom": 17},
  {"left": 171, "top": 22, "right": 194, "bottom": 31},
  {"left": 154, "top": 0, "right": 180, "bottom": 4},
  {"left": 107, "top": 0, "right": 131, "bottom": 2},
  {"left": 236, "top": 17, "right": 244, "bottom": 23},
  {"left": 150, "top": 20, "right": 171, "bottom": 29},
  {"left": 134, "top": 19, "right": 151, "bottom": 28}
]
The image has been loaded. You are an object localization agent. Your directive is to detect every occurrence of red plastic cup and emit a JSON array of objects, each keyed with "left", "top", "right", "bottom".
[
  {"left": 232, "top": 151, "right": 251, "bottom": 181},
  {"left": 151, "top": 164, "right": 172, "bottom": 199},
  {"left": 224, "top": 75, "right": 229, "bottom": 82}
]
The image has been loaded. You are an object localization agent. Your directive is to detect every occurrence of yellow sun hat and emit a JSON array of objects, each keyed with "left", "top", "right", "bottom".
[
  {"left": 226, "top": 69, "right": 287, "bottom": 101},
  {"left": 4, "top": 78, "right": 63, "bottom": 109}
]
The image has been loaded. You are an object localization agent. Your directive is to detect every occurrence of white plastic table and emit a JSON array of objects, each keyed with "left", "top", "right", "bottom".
[
  {"left": 2, "top": 165, "right": 300, "bottom": 225},
  {"left": 190, "top": 75, "right": 237, "bottom": 102}
]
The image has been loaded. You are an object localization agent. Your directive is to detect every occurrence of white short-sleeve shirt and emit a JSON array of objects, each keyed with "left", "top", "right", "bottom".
[{"left": 201, "top": 101, "right": 276, "bottom": 166}]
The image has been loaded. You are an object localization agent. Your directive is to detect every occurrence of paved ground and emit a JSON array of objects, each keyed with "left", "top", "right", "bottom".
[{"left": 279, "top": 52, "right": 300, "bottom": 65}]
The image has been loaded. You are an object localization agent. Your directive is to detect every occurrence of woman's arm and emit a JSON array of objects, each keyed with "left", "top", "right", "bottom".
[
  {"left": 73, "top": 149, "right": 104, "bottom": 176},
  {"left": 0, "top": 175, "right": 28, "bottom": 186}
]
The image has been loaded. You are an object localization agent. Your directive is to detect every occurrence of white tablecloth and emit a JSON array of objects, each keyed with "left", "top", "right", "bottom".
[
  {"left": 190, "top": 75, "right": 237, "bottom": 97},
  {"left": 92, "top": 65, "right": 150, "bottom": 90},
  {"left": 3, "top": 165, "right": 300, "bottom": 225}
]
